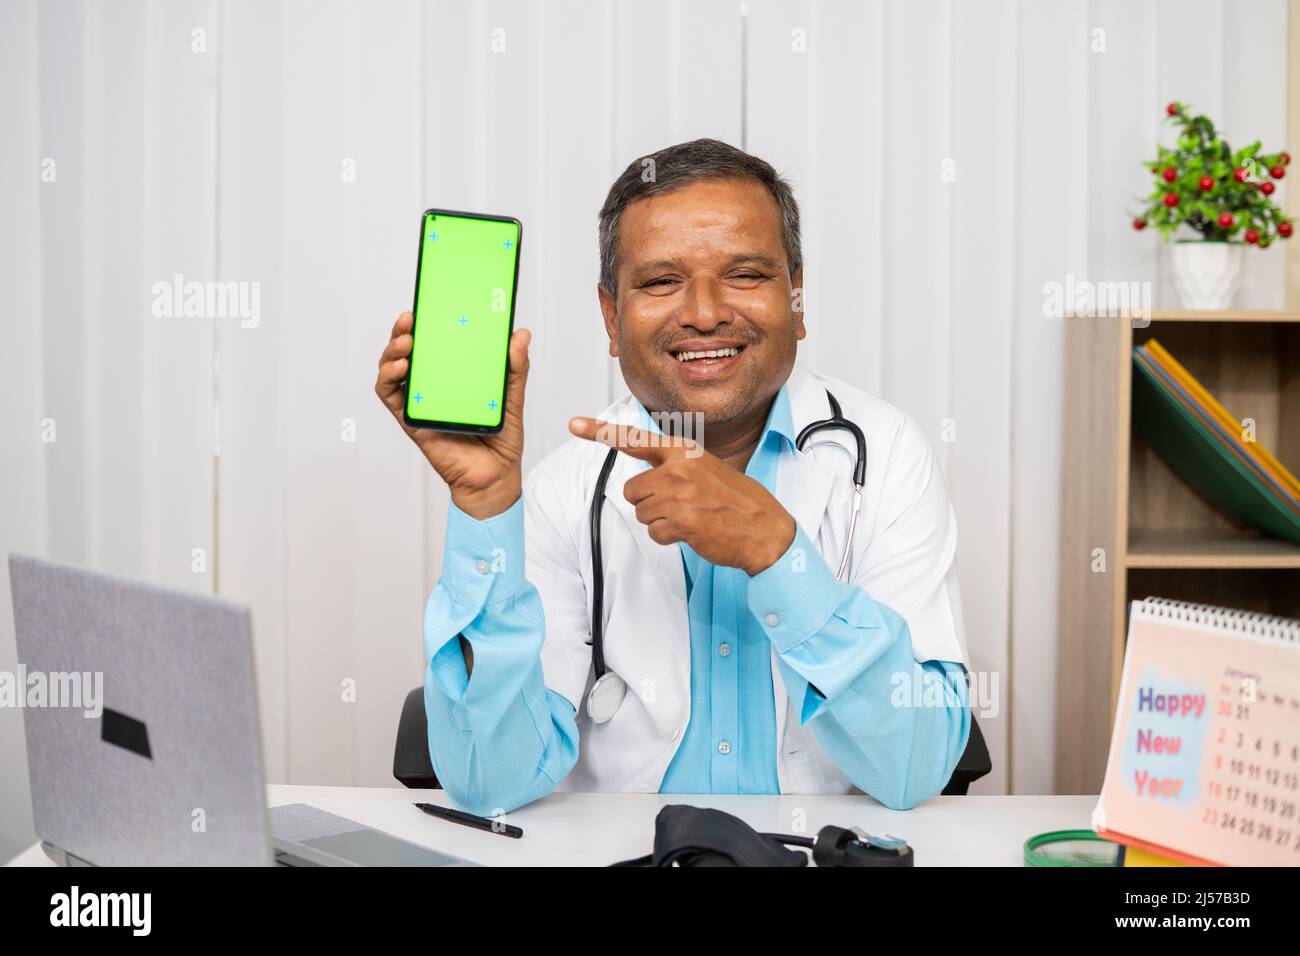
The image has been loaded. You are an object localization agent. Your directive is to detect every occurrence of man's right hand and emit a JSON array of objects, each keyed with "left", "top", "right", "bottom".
[{"left": 375, "top": 311, "right": 530, "bottom": 520}]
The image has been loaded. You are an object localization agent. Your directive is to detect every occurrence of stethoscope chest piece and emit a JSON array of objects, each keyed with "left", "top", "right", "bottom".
[{"left": 587, "top": 672, "right": 627, "bottom": 724}]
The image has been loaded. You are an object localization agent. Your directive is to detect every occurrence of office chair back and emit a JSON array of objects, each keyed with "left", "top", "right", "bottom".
[
  {"left": 393, "top": 687, "right": 441, "bottom": 789},
  {"left": 390, "top": 686, "right": 987, "bottom": 796},
  {"left": 941, "top": 713, "right": 992, "bottom": 795},
  {"left": 395, "top": 684, "right": 992, "bottom": 794}
]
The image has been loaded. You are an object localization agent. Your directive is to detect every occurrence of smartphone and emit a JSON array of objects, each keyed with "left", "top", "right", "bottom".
[{"left": 403, "top": 208, "right": 522, "bottom": 433}]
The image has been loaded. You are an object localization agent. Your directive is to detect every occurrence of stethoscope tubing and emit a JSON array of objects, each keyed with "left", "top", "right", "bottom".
[{"left": 585, "top": 389, "right": 866, "bottom": 722}]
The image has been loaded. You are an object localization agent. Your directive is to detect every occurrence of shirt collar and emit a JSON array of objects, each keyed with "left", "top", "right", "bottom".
[
  {"left": 762, "top": 383, "right": 796, "bottom": 453},
  {"left": 633, "top": 384, "right": 796, "bottom": 453}
]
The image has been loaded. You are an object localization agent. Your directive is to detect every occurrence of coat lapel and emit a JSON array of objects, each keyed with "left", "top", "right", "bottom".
[
  {"left": 595, "top": 369, "right": 854, "bottom": 784},
  {"left": 599, "top": 402, "right": 692, "bottom": 738},
  {"left": 770, "top": 366, "right": 856, "bottom": 781},
  {"left": 605, "top": 453, "right": 689, "bottom": 610},
  {"left": 781, "top": 363, "right": 854, "bottom": 545}
]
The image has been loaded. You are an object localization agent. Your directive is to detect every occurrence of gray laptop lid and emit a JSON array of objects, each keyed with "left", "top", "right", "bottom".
[{"left": 8, "top": 554, "right": 271, "bottom": 865}]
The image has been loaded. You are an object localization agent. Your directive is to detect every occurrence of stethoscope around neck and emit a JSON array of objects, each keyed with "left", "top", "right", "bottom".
[{"left": 584, "top": 388, "right": 867, "bottom": 724}]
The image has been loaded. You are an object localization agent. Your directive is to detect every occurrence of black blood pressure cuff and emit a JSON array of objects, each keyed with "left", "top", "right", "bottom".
[{"left": 610, "top": 804, "right": 809, "bottom": 867}]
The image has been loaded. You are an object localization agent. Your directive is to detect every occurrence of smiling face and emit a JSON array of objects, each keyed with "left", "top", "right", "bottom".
[{"left": 597, "top": 177, "right": 805, "bottom": 431}]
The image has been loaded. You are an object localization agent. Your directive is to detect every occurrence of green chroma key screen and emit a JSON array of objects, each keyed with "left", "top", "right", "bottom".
[{"left": 405, "top": 210, "right": 521, "bottom": 430}]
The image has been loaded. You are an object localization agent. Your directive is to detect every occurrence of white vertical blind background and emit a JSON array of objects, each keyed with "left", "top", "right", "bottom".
[
  {"left": 0, "top": 0, "right": 1289, "bottom": 854},
  {"left": 0, "top": 0, "right": 45, "bottom": 862},
  {"left": 948, "top": 0, "right": 1018, "bottom": 796},
  {"left": 217, "top": 0, "right": 290, "bottom": 791},
  {"left": 1012, "top": 0, "right": 1091, "bottom": 799}
]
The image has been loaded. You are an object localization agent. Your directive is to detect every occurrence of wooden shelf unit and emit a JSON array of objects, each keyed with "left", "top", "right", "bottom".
[
  {"left": 1126, "top": 527, "right": 1300, "bottom": 569},
  {"left": 1056, "top": 309, "right": 1300, "bottom": 794}
]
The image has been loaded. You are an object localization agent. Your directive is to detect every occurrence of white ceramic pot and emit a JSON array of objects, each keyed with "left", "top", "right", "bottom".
[{"left": 1169, "top": 240, "right": 1243, "bottom": 310}]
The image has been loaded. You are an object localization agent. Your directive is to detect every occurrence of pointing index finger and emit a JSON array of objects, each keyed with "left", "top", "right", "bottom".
[{"left": 568, "top": 416, "right": 696, "bottom": 465}]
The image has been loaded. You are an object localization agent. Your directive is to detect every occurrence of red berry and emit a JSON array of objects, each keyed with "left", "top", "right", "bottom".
[
  {"left": 1162, "top": 167, "right": 1178, "bottom": 182},
  {"left": 1218, "top": 212, "right": 1234, "bottom": 227},
  {"left": 1163, "top": 193, "right": 1179, "bottom": 207},
  {"left": 1199, "top": 175, "right": 1215, "bottom": 191},
  {"left": 1245, "top": 229, "right": 1259, "bottom": 244},
  {"left": 1270, "top": 166, "right": 1285, "bottom": 179},
  {"left": 1133, "top": 218, "right": 1147, "bottom": 230},
  {"left": 1167, "top": 102, "right": 1179, "bottom": 116},
  {"left": 1281, "top": 152, "right": 1291, "bottom": 166},
  {"left": 1280, "top": 222, "right": 1294, "bottom": 238},
  {"left": 1261, "top": 181, "right": 1275, "bottom": 195},
  {"left": 1233, "top": 167, "right": 1248, "bottom": 182}
]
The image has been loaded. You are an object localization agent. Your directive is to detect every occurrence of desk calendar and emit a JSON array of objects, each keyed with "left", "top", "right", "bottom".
[{"left": 1096, "top": 598, "right": 1300, "bottom": 866}]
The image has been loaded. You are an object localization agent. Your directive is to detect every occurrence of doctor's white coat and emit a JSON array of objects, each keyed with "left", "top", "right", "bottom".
[{"left": 521, "top": 363, "right": 969, "bottom": 795}]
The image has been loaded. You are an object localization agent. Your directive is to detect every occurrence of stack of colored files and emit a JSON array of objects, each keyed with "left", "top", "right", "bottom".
[{"left": 1131, "top": 339, "right": 1300, "bottom": 545}]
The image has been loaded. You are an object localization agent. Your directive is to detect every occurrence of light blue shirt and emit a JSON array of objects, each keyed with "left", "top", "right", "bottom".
[
  {"left": 656, "top": 388, "right": 792, "bottom": 793},
  {"left": 422, "top": 388, "right": 971, "bottom": 817}
]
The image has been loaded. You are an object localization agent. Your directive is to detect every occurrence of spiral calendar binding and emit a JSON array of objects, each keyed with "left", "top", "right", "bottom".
[{"left": 1132, "top": 596, "right": 1300, "bottom": 645}]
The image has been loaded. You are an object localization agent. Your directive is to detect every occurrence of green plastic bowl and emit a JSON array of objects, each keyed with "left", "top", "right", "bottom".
[{"left": 1024, "top": 829, "right": 1121, "bottom": 867}]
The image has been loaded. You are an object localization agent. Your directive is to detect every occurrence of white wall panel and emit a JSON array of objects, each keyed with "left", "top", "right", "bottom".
[
  {"left": 880, "top": 0, "right": 954, "bottom": 456},
  {"left": 85, "top": 0, "right": 149, "bottom": 582},
  {"left": 800, "top": 0, "right": 886, "bottom": 396},
  {"left": 348, "top": 0, "right": 427, "bottom": 788},
  {"left": 0, "top": 0, "right": 44, "bottom": 862},
  {"left": 36, "top": 0, "right": 91, "bottom": 568},
  {"left": 746, "top": 0, "right": 888, "bottom": 393},
  {"left": 1088, "top": 0, "right": 1160, "bottom": 294},
  {"left": 217, "top": 0, "right": 289, "bottom": 782},
  {"left": 1223, "top": 0, "right": 1289, "bottom": 308},
  {"left": 538, "top": 0, "right": 619, "bottom": 447},
  {"left": 0, "top": 0, "right": 218, "bottom": 851},
  {"left": 278, "top": 0, "right": 358, "bottom": 784},
  {"left": 146, "top": 0, "right": 217, "bottom": 593},
  {"left": 948, "top": 0, "right": 1018, "bottom": 794},
  {"left": 745, "top": 0, "right": 822, "bottom": 372},
  {"left": 1154, "top": 0, "right": 1224, "bottom": 308},
  {"left": 1010, "top": 0, "right": 1091, "bottom": 796}
]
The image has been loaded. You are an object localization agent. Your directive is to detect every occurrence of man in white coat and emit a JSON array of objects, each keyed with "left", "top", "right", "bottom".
[{"left": 376, "top": 138, "right": 972, "bottom": 815}]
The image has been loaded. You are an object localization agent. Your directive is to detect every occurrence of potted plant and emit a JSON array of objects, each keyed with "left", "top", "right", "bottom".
[{"left": 1132, "top": 101, "right": 1291, "bottom": 310}]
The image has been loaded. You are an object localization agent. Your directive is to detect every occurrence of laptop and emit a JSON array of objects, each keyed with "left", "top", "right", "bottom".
[{"left": 7, "top": 554, "right": 476, "bottom": 867}]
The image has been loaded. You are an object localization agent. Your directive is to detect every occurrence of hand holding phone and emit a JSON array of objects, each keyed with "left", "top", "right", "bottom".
[
  {"left": 375, "top": 210, "right": 528, "bottom": 520},
  {"left": 376, "top": 313, "right": 529, "bottom": 519}
]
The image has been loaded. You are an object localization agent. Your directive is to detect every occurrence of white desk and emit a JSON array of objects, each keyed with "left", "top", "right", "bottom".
[{"left": 7, "top": 786, "right": 1098, "bottom": 867}]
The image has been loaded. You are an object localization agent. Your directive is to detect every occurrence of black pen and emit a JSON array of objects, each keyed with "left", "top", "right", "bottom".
[{"left": 414, "top": 802, "right": 523, "bottom": 839}]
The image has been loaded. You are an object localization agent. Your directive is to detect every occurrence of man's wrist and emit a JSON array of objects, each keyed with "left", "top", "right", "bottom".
[
  {"left": 744, "top": 510, "right": 797, "bottom": 576},
  {"left": 451, "top": 478, "right": 521, "bottom": 521}
]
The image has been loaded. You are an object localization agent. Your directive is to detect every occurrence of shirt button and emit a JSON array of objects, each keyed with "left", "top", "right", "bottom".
[
  {"left": 475, "top": 559, "right": 490, "bottom": 574},
  {"left": 717, "top": 740, "right": 731, "bottom": 756},
  {"left": 764, "top": 612, "right": 780, "bottom": 627},
  {"left": 718, "top": 643, "right": 731, "bottom": 657}
]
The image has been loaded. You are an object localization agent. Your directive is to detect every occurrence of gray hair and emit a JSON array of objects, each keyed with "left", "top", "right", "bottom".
[{"left": 597, "top": 138, "right": 802, "bottom": 295}]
